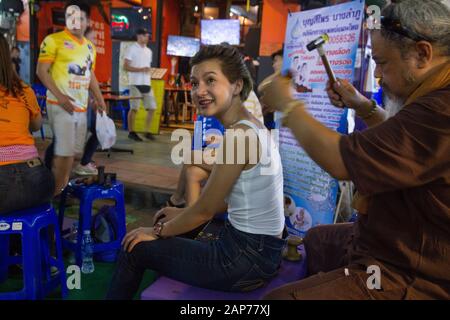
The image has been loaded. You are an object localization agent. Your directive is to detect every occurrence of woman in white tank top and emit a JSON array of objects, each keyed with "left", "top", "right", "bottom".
[{"left": 107, "top": 44, "right": 286, "bottom": 299}]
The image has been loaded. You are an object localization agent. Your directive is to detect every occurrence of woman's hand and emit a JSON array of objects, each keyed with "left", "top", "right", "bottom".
[
  {"left": 121, "top": 227, "right": 158, "bottom": 252},
  {"left": 260, "top": 74, "right": 296, "bottom": 113},
  {"left": 325, "top": 78, "right": 371, "bottom": 112},
  {"left": 152, "top": 207, "right": 184, "bottom": 226}
]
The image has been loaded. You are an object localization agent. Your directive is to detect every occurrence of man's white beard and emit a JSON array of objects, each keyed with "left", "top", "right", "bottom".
[{"left": 383, "top": 93, "right": 404, "bottom": 118}]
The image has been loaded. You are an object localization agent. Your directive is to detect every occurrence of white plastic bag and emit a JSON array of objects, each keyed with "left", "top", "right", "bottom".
[{"left": 96, "top": 112, "right": 117, "bottom": 150}]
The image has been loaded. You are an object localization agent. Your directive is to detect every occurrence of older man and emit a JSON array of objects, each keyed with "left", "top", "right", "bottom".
[{"left": 262, "top": 0, "right": 449, "bottom": 299}]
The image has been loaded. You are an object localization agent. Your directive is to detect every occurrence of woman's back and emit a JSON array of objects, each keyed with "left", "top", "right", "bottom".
[
  {"left": 226, "top": 119, "right": 284, "bottom": 236},
  {"left": 0, "top": 85, "right": 41, "bottom": 164}
]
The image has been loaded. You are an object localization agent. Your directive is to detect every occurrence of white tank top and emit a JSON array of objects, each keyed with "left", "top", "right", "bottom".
[{"left": 226, "top": 120, "right": 285, "bottom": 236}]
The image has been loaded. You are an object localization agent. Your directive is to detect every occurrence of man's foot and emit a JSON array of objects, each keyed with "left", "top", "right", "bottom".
[
  {"left": 128, "top": 131, "right": 143, "bottom": 142},
  {"left": 73, "top": 162, "right": 98, "bottom": 176},
  {"left": 144, "top": 133, "right": 155, "bottom": 141}
]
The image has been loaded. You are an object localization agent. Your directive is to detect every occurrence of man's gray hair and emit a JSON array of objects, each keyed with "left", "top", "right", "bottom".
[{"left": 380, "top": 0, "right": 450, "bottom": 56}]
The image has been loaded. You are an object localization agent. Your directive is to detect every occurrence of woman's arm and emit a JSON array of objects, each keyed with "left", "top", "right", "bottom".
[
  {"left": 29, "top": 113, "right": 43, "bottom": 132},
  {"left": 122, "top": 129, "right": 251, "bottom": 252},
  {"left": 160, "top": 130, "right": 249, "bottom": 237}
]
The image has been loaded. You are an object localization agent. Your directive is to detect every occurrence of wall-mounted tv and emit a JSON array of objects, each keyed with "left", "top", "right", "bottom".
[
  {"left": 167, "top": 35, "right": 200, "bottom": 58},
  {"left": 111, "top": 7, "right": 152, "bottom": 40},
  {"left": 201, "top": 19, "right": 240, "bottom": 45}
]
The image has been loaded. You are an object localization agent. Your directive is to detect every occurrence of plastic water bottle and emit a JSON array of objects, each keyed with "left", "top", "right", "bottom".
[{"left": 81, "top": 230, "right": 95, "bottom": 274}]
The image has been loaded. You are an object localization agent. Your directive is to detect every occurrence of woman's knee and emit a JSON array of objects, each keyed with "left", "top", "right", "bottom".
[
  {"left": 118, "top": 242, "right": 148, "bottom": 268},
  {"left": 186, "top": 165, "right": 208, "bottom": 183}
]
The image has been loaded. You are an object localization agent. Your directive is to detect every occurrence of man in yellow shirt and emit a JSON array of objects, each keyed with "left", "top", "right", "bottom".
[{"left": 37, "top": 1, "right": 106, "bottom": 195}]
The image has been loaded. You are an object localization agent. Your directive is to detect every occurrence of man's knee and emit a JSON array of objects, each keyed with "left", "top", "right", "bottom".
[
  {"left": 263, "top": 285, "right": 296, "bottom": 300},
  {"left": 304, "top": 225, "right": 325, "bottom": 248}
]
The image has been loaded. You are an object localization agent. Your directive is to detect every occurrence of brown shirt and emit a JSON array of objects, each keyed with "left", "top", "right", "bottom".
[{"left": 340, "top": 85, "right": 450, "bottom": 299}]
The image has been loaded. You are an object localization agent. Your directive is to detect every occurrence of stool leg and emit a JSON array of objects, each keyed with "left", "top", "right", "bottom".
[
  {"left": 77, "top": 197, "right": 93, "bottom": 266},
  {"left": 39, "top": 227, "right": 52, "bottom": 283},
  {"left": 58, "top": 188, "right": 69, "bottom": 232},
  {"left": 23, "top": 229, "right": 42, "bottom": 300},
  {"left": 0, "top": 234, "right": 10, "bottom": 283},
  {"left": 115, "top": 195, "right": 127, "bottom": 243},
  {"left": 52, "top": 216, "right": 68, "bottom": 299}
]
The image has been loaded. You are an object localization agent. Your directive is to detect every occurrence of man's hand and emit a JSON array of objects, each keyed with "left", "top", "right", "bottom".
[
  {"left": 97, "top": 99, "right": 107, "bottom": 115},
  {"left": 326, "top": 78, "right": 371, "bottom": 111},
  {"left": 153, "top": 207, "right": 183, "bottom": 226},
  {"left": 57, "top": 95, "right": 77, "bottom": 115},
  {"left": 260, "top": 74, "right": 296, "bottom": 113},
  {"left": 121, "top": 227, "right": 158, "bottom": 253},
  {"left": 141, "top": 67, "right": 151, "bottom": 73}
]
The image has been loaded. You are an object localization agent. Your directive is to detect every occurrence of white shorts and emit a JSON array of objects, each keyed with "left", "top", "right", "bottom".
[
  {"left": 129, "top": 85, "right": 157, "bottom": 111},
  {"left": 47, "top": 104, "right": 87, "bottom": 157}
]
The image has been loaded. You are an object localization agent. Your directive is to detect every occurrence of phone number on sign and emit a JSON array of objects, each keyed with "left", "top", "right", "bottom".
[{"left": 328, "top": 33, "right": 357, "bottom": 44}]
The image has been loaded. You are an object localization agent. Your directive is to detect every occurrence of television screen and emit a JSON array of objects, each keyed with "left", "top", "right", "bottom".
[
  {"left": 111, "top": 7, "right": 152, "bottom": 40},
  {"left": 167, "top": 35, "right": 200, "bottom": 58},
  {"left": 201, "top": 19, "right": 240, "bottom": 45}
]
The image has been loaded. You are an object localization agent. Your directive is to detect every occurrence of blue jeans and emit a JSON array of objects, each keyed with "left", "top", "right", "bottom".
[
  {"left": 106, "top": 220, "right": 286, "bottom": 299},
  {"left": 0, "top": 160, "right": 55, "bottom": 214}
]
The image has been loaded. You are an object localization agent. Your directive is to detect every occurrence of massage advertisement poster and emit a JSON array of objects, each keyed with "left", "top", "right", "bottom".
[{"left": 278, "top": 1, "right": 364, "bottom": 236}]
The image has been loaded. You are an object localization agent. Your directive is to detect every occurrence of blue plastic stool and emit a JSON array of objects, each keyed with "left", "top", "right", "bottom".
[
  {"left": 0, "top": 204, "right": 67, "bottom": 300},
  {"left": 58, "top": 180, "right": 127, "bottom": 266}
]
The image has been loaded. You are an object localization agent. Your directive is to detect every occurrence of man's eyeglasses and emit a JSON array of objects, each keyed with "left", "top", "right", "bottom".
[{"left": 380, "top": 16, "right": 434, "bottom": 42}]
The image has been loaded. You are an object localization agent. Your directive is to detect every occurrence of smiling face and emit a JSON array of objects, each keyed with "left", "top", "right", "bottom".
[{"left": 190, "top": 59, "right": 242, "bottom": 117}]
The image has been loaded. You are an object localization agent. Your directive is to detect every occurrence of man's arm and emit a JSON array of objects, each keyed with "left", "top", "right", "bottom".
[
  {"left": 123, "top": 59, "right": 149, "bottom": 73},
  {"left": 36, "top": 62, "right": 76, "bottom": 114},
  {"left": 261, "top": 75, "right": 349, "bottom": 180},
  {"left": 326, "top": 79, "right": 387, "bottom": 127},
  {"left": 89, "top": 72, "right": 107, "bottom": 113},
  {"left": 285, "top": 105, "right": 349, "bottom": 180}
]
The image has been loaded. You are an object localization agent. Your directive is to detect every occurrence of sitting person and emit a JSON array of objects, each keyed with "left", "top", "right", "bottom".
[
  {"left": 0, "top": 33, "right": 55, "bottom": 214},
  {"left": 106, "top": 44, "right": 286, "bottom": 299},
  {"left": 167, "top": 91, "right": 265, "bottom": 208},
  {"left": 261, "top": 0, "right": 449, "bottom": 299}
]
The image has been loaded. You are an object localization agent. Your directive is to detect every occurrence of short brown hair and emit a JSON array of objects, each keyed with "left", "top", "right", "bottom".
[{"left": 190, "top": 44, "right": 253, "bottom": 101}]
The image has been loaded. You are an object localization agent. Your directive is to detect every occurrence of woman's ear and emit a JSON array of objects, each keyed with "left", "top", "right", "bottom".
[{"left": 233, "top": 79, "right": 244, "bottom": 97}]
